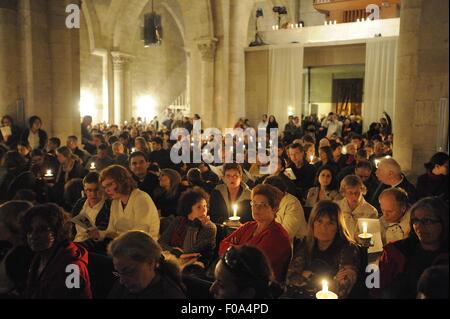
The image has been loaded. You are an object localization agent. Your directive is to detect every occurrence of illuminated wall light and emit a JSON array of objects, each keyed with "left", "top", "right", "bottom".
[
  {"left": 137, "top": 95, "right": 157, "bottom": 120},
  {"left": 79, "top": 91, "right": 96, "bottom": 117}
]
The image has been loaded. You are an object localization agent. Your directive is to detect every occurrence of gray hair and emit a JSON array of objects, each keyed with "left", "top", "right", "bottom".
[{"left": 108, "top": 231, "right": 161, "bottom": 263}]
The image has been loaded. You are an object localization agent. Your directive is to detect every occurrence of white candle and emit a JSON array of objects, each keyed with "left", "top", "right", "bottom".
[
  {"left": 90, "top": 162, "right": 96, "bottom": 170},
  {"left": 324, "top": 21, "right": 328, "bottom": 26},
  {"left": 316, "top": 280, "right": 338, "bottom": 299},
  {"left": 229, "top": 204, "right": 241, "bottom": 221},
  {"left": 45, "top": 169, "right": 53, "bottom": 177},
  {"left": 357, "top": 18, "right": 360, "bottom": 22},
  {"left": 334, "top": 20, "right": 337, "bottom": 25},
  {"left": 358, "top": 222, "right": 373, "bottom": 240},
  {"left": 309, "top": 155, "right": 314, "bottom": 164}
]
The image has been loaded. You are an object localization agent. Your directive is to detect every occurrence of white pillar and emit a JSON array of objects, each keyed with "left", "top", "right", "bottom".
[{"left": 111, "top": 51, "right": 133, "bottom": 125}]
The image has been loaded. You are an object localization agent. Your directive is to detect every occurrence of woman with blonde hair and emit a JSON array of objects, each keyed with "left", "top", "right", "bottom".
[
  {"left": 95, "top": 165, "right": 159, "bottom": 242},
  {"left": 337, "top": 175, "right": 378, "bottom": 238},
  {"left": 285, "top": 200, "right": 360, "bottom": 299}
]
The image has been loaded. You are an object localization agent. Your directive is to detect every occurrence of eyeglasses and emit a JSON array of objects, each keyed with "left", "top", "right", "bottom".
[
  {"left": 411, "top": 218, "right": 442, "bottom": 226},
  {"left": 112, "top": 266, "right": 137, "bottom": 279},
  {"left": 225, "top": 174, "right": 240, "bottom": 179},
  {"left": 250, "top": 201, "right": 271, "bottom": 209}
]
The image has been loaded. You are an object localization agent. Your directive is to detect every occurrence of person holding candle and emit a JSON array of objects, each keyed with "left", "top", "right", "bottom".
[
  {"left": 374, "top": 197, "right": 449, "bottom": 299},
  {"left": 209, "top": 163, "right": 252, "bottom": 225},
  {"left": 218, "top": 184, "right": 291, "bottom": 284},
  {"left": 284, "top": 200, "right": 360, "bottom": 299},
  {"left": 286, "top": 143, "right": 317, "bottom": 202},
  {"left": 305, "top": 166, "right": 342, "bottom": 218},
  {"left": 84, "top": 144, "right": 114, "bottom": 173},
  {"left": 337, "top": 175, "right": 378, "bottom": 239}
]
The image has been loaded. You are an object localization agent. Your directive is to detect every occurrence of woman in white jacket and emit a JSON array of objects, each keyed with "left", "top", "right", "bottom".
[{"left": 94, "top": 165, "right": 160, "bottom": 241}]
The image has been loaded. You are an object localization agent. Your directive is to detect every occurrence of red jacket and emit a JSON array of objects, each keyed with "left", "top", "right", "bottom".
[
  {"left": 26, "top": 242, "right": 92, "bottom": 299},
  {"left": 219, "top": 221, "right": 292, "bottom": 284}
]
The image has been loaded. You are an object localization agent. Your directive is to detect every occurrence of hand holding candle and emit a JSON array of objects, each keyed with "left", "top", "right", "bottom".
[
  {"left": 316, "top": 279, "right": 338, "bottom": 299},
  {"left": 358, "top": 221, "right": 373, "bottom": 246}
]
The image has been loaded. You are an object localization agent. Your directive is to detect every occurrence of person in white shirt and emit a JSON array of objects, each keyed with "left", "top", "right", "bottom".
[
  {"left": 321, "top": 113, "right": 343, "bottom": 138},
  {"left": 95, "top": 165, "right": 160, "bottom": 241},
  {"left": 258, "top": 114, "right": 268, "bottom": 130},
  {"left": 378, "top": 188, "right": 411, "bottom": 245},
  {"left": 337, "top": 175, "right": 378, "bottom": 238},
  {"left": 72, "top": 172, "right": 111, "bottom": 243}
]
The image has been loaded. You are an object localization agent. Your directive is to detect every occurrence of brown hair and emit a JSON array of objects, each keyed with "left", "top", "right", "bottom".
[
  {"left": 100, "top": 165, "right": 137, "bottom": 195},
  {"left": 251, "top": 184, "right": 284, "bottom": 210}
]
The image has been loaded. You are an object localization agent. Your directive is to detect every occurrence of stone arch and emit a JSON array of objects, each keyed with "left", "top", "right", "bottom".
[{"left": 81, "top": 0, "right": 102, "bottom": 52}]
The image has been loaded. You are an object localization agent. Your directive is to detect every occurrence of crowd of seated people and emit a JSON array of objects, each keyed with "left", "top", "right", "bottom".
[{"left": 0, "top": 112, "right": 448, "bottom": 299}]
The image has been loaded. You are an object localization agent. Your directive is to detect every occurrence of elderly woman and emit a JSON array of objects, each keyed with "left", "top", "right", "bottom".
[
  {"left": 218, "top": 184, "right": 291, "bottom": 284},
  {"left": 107, "top": 231, "right": 186, "bottom": 299},
  {"left": 337, "top": 175, "right": 378, "bottom": 238},
  {"left": 0, "top": 201, "right": 33, "bottom": 297},
  {"left": 159, "top": 187, "right": 217, "bottom": 268},
  {"left": 210, "top": 245, "right": 282, "bottom": 299},
  {"left": 375, "top": 197, "right": 449, "bottom": 299},
  {"left": 22, "top": 203, "right": 92, "bottom": 299},
  {"left": 96, "top": 165, "right": 159, "bottom": 241},
  {"left": 285, "top": 200, "right": 360, "bottom": 299},
  {"left": 209, "top": 163, "right": 252, "bottom": 224}
]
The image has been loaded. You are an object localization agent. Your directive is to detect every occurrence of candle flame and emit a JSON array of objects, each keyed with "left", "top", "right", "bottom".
[
  {"left": 232, "top": 204, "right": 238, "bottom": 218},
  {"left": 362, "top": 222, "right": 368, "bottom": 235},
  {"left": 322, "top": 280, "right": 328, "bottom": 293}
]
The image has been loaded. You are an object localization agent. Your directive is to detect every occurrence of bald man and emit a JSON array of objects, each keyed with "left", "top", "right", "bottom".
[{"left": 372, "top": 158, "right": 418, "bottom": 205}]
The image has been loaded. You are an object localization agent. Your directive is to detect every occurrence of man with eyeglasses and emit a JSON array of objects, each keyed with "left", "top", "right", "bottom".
[{"left": 71, "top": 172, "right": 111, "bottom": 250}]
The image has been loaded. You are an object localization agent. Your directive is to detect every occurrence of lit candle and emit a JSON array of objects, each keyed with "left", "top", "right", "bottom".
[
  {"left": 124, "top": 121, "right": 128, "bottom": 125},
  {"left": 362, "top": 222, "right": 368, "bottom": 235},
  {"left": 316, "top": 280, "right": 338, "bottom": 299},
  {"left": 229, "top": 204, "right": 240, "bottom": 221},
  {"left": 358, "top": 222, "right": 373, "bottom": 246},
  {"left": 334, "top": 20, "right": 337, "bottom": 25},
  {"left": 45, "top": 169, "right": 53, "bottom": 177},
  {"left": 269, "top": 140, "right": 273, "bottom": 146},
  {"left": 309, "top": 155, "right": 314, "bottom": 164},
  {"left": 374, "top": 159, "right": 380, "bottom": 168},
  {"left": 90, "top": 162, "right": 96, "bottom": 170},
  {"left": 132, "top": 147, "right": 136, "bottom": 153},
  {"left": 342, "top": 146, "right": 347, "bottom": 155},
  {"left": 324, "top": 21, "right": 328, "bottom": 26},
  {"left": 357, "top": 18, "right": 360, "bottom": 22}
]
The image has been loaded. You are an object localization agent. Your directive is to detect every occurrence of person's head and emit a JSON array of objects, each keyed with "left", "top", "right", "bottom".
[
  {"left": 340, "top": 175, "right": 366, "bottom": 208},
  {"left": 345, "top": 143, "right": 356, "bottom": 156},
  {"left": 382, "top": 140, "right": 392, "bottom": 153},
  {"left": 303, "top": 143, "right": 315, "bottom": 161},
  {"left": 83, "top": 172, "right": 102, "bottom": 204},
  {"left": 351, "top": 135, "right": 363, "bottom": 149},
  {"left": 379, "top": 188, "right": 409, "bottom": 223},
  {"left": 100, "top": 165, "right": 137, "bottom": 199},
  {"left": 355, "top": 149, "right": 368, "bottom": 163},
  {"left": 118, "top": 132, "right": 130, "bottom": 145},
  {"left": 223, "top": 163, "right": 243, "bottom": 190},
  {"left": 319, "top": 146, "right": 333, "bottom": 164},
  {"left": 48, "top": 137, "right": 61, "bottom": 151},
  {"left": 288, "top": 143, "right": 305, "bottom": 167},
  {"left": 56, "top": 146, "right": 73, "bottom": 164},
  {"left": 305, "top": 200, "right": 353, "bottom": 255},
  {"left": 135, "top": 137, "right": 148, "bottom": 152},
  {"left": 263, "top": 176, "right": 287, "bottom": 194},
  {"left": 262, "top": 114, "right": 268, "bottom": 121},
  {"left": 151, "top": 137, "right": 163, "bottom": 151},
  {"left": 186, "top": 168, "right": 202, "bottom": 185},
  {"left": 251, "top": 184, "right": 284, "bottom": 225},
  {"left": 210, "top": 245, "right": 275, "bottom": 299},
  {"left": 22, "top": 204, "right": 69, "bottom": 252},
  {"left": 376, "top": 158, "right": 402, "bottom": 185},
  {"left": 425, "top": 152, "right": 449, "bottom": 175},
  {"left": 30, "top": 149, "right": 45, "bottom": 168},
  {"left": 112, "top": 141, "right": 124, "bottom": 155},
  {"left": 331, "top": 142, "right": 343, "bottom": 159},
  {"left": 177, "top": 187, "right": 209, "bottom": 221},
  {"left": 17, "top": 142, "right": 31, "bottom": 157},
  {"left": 0, "top": 201, "right": 33, "bottom": 244},
  {"left": 97, "top": 143, "right": 109, "bottom": 158},
  {"left": 315, "top": 165, "right": 337, "bottom": 191},
  {"left": 268, "top": 115, "right": 276, "bottom": 123},
  {"left": 1, "top": 115, "right": 13, "bottom": 127},
  {"left": 417, "top": 265, "right": 449, "bottom": 299},
  {"left": 92, "top": 134, "right": 104, "bottom": 147},
  {"left": 108, "top": 231, "right": 181, "bottom": 294},
  {"left": 319, "top": 138, "right": 330, "bottom": 149},
  {"left": 82, "top": 115, "right": 92, "bottom": 126},
  {"left": 66, "top": 135, "right": 79, "bottom": 150},
  {"left": 159, "top": 169, "right": 181, "bottom": 197},
  {"left": 129, "top": 151, "right": 149, "bottom": 179},
  {"left": 302, "top": 134, "right": 315, "bottom": 145},
  {"left": 28, "top": 116, "right": 42, "bottom": 131},
  {"left": 355, "top": 160, "right": 373, "bottom": 183},
  {"left": 410, "top": 197, "right": 449, "bottom": 251}
]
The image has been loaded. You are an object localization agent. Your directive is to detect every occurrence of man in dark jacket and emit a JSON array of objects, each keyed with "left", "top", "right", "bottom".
[{"left": 129, "top": 151, "right": 159, "bottom": 198}]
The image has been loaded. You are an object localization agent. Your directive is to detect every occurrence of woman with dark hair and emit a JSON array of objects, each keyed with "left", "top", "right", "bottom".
[
  {"left": 266, "top": 115, "right": 279, "bottom": 132},
  {"left": 416, "top": 152, "right": 449, "bottom": 201},
  {"left": 20, "top": 116, "right": 48, "bottom": 150},
  {"left": 108, "top": 231, "right": 186, "bottom": 299},
  {"left": 159, "top": 187, "right": 217, "bottom": 268},
  {"left": 210, "top": 245, "right": 283, "bottom": 299},
  {"left": 153, "top": 168, "right": 184, "bottom": 218},
  {"left": 219, "top": 184, "right": 291, "bottom": 284},
  {"left": 305, "top": 165, "right": 342, "bottom": 210},
  {"left": 284, "top": 200, "right": 360, "bottom": 299},
  {"left": 22, "top": 203, "right": 92, "bottom": 299},
  {"left": 314, "top": 146, "right": 339, "bottom": 174},
  {"left": 134, "top": 137, "right": 150, "bottom": 157},
  {"left": 0, "top": 201, "right": 34, "bottom": 297},
  {"left": 374, "top": 197, "right": 449, "bottom": 299},
  {"left": 99, "top": 165, "right": 159, "bottom": 241},
  {"left": 0, "top": 115, "right": 22, "bottom": 150}
]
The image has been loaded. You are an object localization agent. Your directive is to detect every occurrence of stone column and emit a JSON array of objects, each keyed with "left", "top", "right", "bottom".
[
  {"left": 0, "top": 0, "right": 19, "bottom": 121},
  {"left": 93, "top": 48, "right": 114, "bottom": 124},
  {"left": 111, "top": 51, "right": 133, "bottom": 125},
  {"left": 393, "top": 0, "right": 449, "bottom": 177},
  {"left": 48, "top": 0, "right": 81, "bottom": 139},
  {"left": 197, "top": 37, "right": 218, "bottom": 128}
]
